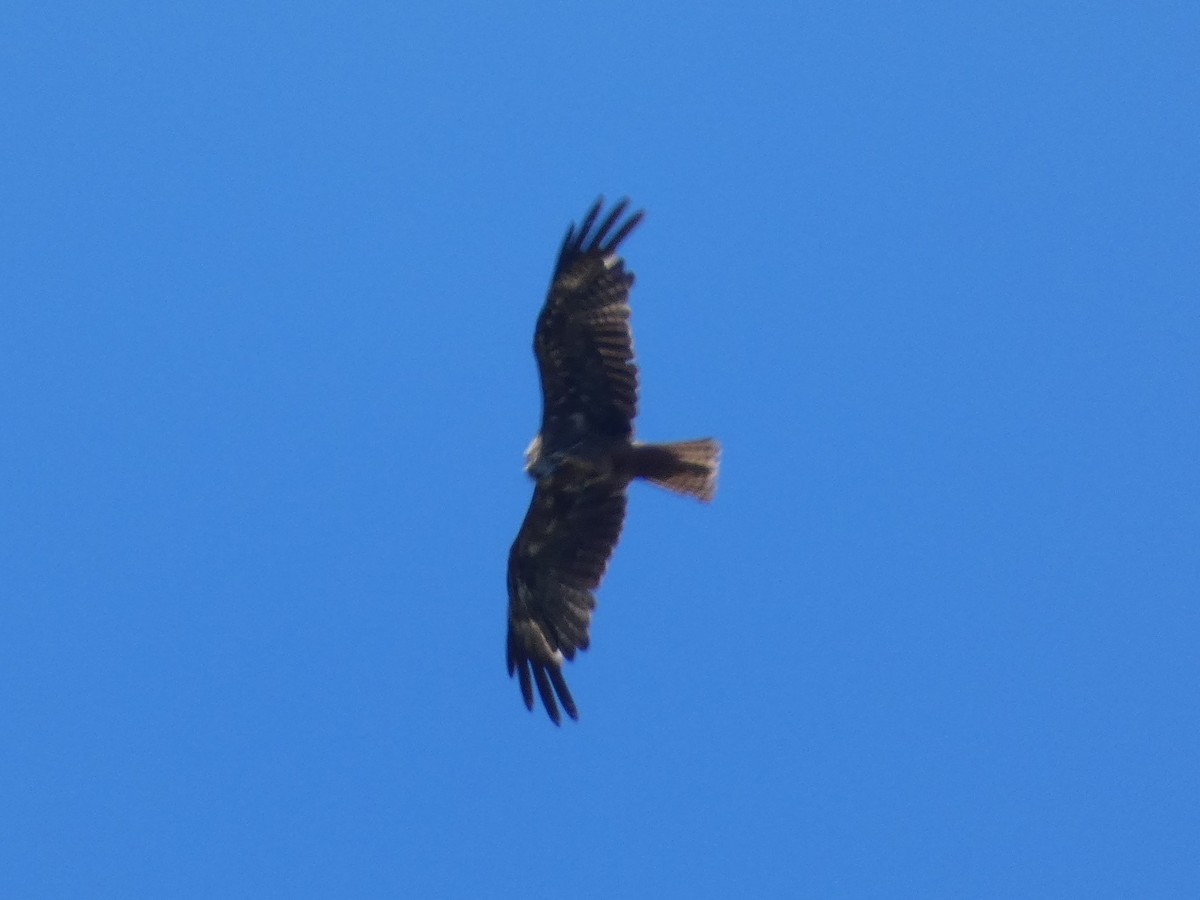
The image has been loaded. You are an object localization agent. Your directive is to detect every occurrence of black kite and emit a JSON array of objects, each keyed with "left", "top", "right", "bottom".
[{"left": 506, "top": 198, "right": 720, "bottom": 724}]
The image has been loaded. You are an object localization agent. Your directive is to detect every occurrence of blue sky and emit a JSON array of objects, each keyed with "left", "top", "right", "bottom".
[{"left": 2, "top": 2, "right": 1197, "bottom": 897}]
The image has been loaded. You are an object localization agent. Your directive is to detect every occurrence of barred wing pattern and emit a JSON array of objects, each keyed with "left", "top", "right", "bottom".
[
  {"left": 535, "top": 199, "right": 644, "bottom": 453},
  {"left": 506, "top": 472, "right": 628, "bottom": 724}
]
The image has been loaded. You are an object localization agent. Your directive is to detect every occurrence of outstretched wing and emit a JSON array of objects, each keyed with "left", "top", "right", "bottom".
[
  {"left": 535, "top": 198, "right": 644, "bottom": 454},
  {"left": 506, "top": 472, "right": 628, "bottom": 723}
]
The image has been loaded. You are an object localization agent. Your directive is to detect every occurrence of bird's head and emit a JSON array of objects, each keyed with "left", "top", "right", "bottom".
[{"left": 523, "top": 434, "right": 543, "bottom": 475}]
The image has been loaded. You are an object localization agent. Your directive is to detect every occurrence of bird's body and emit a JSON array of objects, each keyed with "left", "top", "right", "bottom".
[{"left": 506, "top": 198, "right": 719, "bottom": 724}]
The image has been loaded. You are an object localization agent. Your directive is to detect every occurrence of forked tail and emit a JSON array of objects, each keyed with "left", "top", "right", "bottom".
[{"left": 628, "top": 438, "right": 720, "bottom": 502}]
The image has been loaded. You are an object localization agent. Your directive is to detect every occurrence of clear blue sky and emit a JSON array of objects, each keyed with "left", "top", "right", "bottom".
[{"left": 2, "top": 3, "right": 1197, "bottom": 897}]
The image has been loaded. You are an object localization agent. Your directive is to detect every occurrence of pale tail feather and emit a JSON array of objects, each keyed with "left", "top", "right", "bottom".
[{"left": 628, "top": 439, "right": 720, "bottom": 502}]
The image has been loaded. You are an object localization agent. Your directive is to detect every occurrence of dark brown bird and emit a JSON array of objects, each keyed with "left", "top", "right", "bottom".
[{"left": 506, "top": 198, "right": 720, "bottom": 724}]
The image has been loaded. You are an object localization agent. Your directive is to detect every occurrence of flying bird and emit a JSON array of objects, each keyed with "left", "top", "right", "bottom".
[{"left": 506, "top": 198, "right": 720, "bottom": 724}]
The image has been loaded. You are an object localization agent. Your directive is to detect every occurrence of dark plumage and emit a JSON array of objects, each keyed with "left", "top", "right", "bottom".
[{"left": 506, "top": 198, "right": 720, "bottom": 724}]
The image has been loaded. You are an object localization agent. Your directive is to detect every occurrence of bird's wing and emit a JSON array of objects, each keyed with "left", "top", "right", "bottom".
[
  {"left": 534, "top": 198, "right": 644, "bottom": 454},
  {"left": 506, "top": 472, "right": 628, "bottom": 723}
]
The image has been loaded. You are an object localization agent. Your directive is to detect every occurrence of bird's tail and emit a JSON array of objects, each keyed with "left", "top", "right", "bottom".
[{"left": 628, "top": 438, "right": 720, "bottom": 502}]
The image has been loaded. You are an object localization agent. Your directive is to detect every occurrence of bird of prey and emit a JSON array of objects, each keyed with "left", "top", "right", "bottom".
[{"left": 506, "top": 198, "right": 720, "bottom": 724}]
